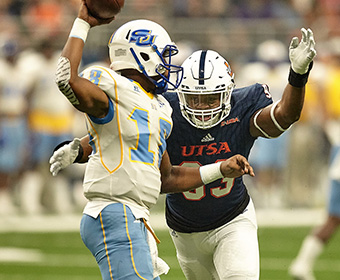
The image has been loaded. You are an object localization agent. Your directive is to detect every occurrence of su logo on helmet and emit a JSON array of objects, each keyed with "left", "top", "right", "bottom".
[{"left": 129, "top": 30, "right": 156, "bottom": 46}]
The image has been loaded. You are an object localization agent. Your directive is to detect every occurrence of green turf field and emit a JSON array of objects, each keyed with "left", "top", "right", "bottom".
[{"left": 0, "top": 227, "right": 339, "bottom": 279}]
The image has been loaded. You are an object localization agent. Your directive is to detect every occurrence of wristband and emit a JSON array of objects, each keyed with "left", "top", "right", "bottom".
[
  {"left": 69, "top": 18, "right": 91, "bottom": 43},
  {"left": 288, "top": 61, "right": 313, "bottom": 88},
  {"left": 53, "top": 140, "right": 72, "bottom": 153},
  {"left": 74, "top": 144, "right": 84, "bottom": 163},
  {"left": 199, "top": 162, "right": 223, "bottom": 185}
]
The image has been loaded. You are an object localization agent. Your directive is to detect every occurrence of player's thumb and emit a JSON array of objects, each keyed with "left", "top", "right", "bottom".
[
  {"left": 289, "top": 37, "right": 299, "bottom": 49},
  {"left": 71, "top": 138, "right": 81, "bottom": 150}
]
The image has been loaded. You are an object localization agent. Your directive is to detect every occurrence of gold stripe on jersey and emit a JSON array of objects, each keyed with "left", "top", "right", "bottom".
[
  {"left": 85, "top": 66, "right": 124, "bottom": 173},
  {"left": 86, "top": 113, "right": 123, "bottom": 173}
]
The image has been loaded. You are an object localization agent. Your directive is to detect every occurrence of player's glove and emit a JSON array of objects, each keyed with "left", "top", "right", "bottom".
[
  {"left": 289, "top": 28, "right": 316, "bottom": 75},
  {"left": 49, "top": 138, "right": 81, "bottom": 176}
]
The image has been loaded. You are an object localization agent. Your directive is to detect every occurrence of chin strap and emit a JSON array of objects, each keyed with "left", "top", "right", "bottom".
[{"left": 129, "top": 47, "right": 168, "bottom": 94}]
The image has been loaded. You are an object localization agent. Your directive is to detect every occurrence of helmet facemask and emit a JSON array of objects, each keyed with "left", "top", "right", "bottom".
[{"left": 178, "top": 50, "right": 235, "bottom": 129}]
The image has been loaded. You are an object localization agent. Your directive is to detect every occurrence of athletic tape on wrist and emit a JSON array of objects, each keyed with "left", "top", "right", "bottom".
[
  {"left": 69, "top": 18, "right": 90, "bottom": 43},
  {"left": 199, "top": 162, "right": 223, "bottom": 185}
]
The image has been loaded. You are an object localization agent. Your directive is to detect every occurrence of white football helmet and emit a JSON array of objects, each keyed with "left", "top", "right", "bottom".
[
  {"left": 178, "top": 50, "right": 235, "bottom": 129},
  {"left": 108, "top": 19, "right": 183, "bottom": 94}
]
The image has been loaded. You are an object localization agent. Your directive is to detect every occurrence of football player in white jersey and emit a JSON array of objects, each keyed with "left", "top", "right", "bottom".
[
  {"left": 20, "top": 40, "right": 76, "bottom": 215},
  {"left": 53, "top": 2, "right": 255, "bottom": 279}
]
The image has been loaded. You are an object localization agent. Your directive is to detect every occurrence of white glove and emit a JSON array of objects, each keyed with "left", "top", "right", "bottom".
[
  {"left": 289, "top": 28, "right": 316, "bottom": 74},
  {"left": 49, "top": 138, "right": 81, "bottom": 176}
]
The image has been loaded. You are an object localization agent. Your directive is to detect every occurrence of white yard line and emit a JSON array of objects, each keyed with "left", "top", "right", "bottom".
[
  {"left": 261, "top": 258, "right": 340, "bottom": 272},
  {"left": 0, "top": 248, "right": 43, "bottom": 262}
]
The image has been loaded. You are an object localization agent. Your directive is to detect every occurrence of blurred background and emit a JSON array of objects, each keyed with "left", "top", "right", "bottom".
[{"left": 0, "top": 0, "right": 340, "bottom": 279}]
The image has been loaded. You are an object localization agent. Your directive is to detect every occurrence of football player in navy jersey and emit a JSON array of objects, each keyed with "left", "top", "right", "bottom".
[
  {"left": 50, "top": 26, "right": 316, "bottom": 279},
  {"left": 163, "top": 28, "right": 315, "bottom": 278}
]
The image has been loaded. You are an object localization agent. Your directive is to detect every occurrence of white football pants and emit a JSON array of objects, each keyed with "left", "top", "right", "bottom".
[{"left": 169, "top": 199, "right": 259, "bottom": 280}]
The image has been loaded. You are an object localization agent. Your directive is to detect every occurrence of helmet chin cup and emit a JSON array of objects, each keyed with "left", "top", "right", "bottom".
[{"left": 154, "top": 80, "right": 168, "bottom": 95}]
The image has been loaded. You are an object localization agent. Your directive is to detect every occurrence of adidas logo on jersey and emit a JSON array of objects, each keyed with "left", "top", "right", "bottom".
[{"left": 201, "top": 133, "right": 214, "bottom": 142}]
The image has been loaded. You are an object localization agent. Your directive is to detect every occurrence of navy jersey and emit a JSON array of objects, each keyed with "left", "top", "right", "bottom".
[{"left": 164, "top": 83, "right": 273, "bottom": 232}]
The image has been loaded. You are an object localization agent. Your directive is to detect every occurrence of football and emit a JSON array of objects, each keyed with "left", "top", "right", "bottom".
[{"left": 85, "top": 0, "right": 124, "bottom": 20}]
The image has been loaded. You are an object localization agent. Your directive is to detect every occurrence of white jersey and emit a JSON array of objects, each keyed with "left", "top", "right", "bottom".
[
  {"left": 29, "top": 51, "right": 74, "bottom": 115},
  {"left": 27, "top": 51, "right": 74, "bottom": 134},
  {"left": 0, "top": 52, "right": 35, "bottom": 117},
  {"left": 80, "top": 65, "right": 173, "bottom": 220}
]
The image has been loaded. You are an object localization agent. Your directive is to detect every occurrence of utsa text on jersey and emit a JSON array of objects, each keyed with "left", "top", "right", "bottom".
[{"left": 181, "top": 142, "right": 231, "bottom": 156}]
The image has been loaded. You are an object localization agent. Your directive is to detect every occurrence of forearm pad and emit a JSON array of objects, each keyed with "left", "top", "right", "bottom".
[{"left": 55, "top": 56, "right": 80, "bottom": 105}]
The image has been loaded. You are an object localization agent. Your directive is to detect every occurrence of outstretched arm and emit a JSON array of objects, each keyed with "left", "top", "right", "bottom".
[
  {"left": 160, "top": 151, "right": 254, "bottom": 193},
  {"left": 250, "top": 28, "right": 317, "bottom": 138},
  {"left": 56, "top": 0, "right": 114, "bottom": 118}
]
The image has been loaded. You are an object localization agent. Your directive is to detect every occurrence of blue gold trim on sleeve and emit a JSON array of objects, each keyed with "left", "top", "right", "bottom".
[{"left": 88, "top": 98, "right": 114, "bottom": 124}]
